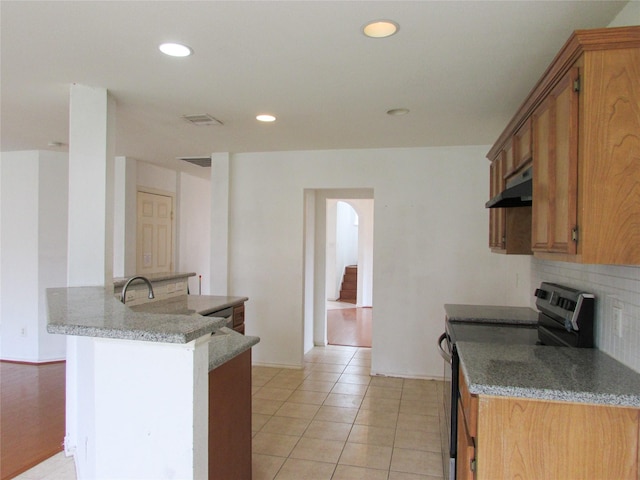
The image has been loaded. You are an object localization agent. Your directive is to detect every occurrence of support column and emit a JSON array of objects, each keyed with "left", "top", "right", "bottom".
[
  {"left": 67, "top": 84, "right": 115, "bottom": 287},
  {"left": 65, "top": 84, "right": 115, "bottom": 478}
]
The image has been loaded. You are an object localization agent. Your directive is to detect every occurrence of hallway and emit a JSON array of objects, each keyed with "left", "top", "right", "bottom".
[{"left": 327, "top": 302, "right": 372, "bottom": 348}]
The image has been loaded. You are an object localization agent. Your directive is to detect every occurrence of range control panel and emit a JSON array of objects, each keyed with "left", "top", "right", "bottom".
[{"left": 535, "top": 282, "right": 595, "bottom": 347}]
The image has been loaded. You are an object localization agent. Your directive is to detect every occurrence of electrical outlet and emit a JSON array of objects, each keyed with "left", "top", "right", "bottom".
[
  {"left": 167, "top": 283, "right": 175, "bottom": 293},
  {"left": 125, "top": 290, "right": 136, "bottom": 302},
  {"left": 20, "top": 327, "right": 27, "bottom": 337}
]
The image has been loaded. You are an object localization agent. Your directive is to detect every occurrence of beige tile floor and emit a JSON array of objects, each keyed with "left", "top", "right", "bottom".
[
  {"left": 15, "top": 345, "right": 445, "bottom": 480},
  {"left": 252, "top": 345, "right": 445, "bottom": 480}
]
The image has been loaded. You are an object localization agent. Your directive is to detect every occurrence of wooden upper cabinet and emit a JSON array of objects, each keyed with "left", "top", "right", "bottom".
[
  {"left": 487, "top": 26, "right": 640, "bottom": 265},
  {"left": 514, "top": 119, "right": 532, "bottom": 170},
  {"left": 489, "top": 153, "right": 506, "bottom": 251},
  {"left": 488, "top": 146, "right": 532, "bottom": 255},
  {"left": 578, "top": 46, "right": 640, "bottom": 264},
  {"left": 531, "top": 67, "right": 579, "bottom": 255}
]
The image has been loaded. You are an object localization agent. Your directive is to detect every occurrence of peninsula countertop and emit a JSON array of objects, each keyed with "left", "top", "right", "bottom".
[
  {"left": 47, "top": 287, "right": 228, "bottom": 344},
  {"left": 129, "top": 294, "right": 248, "bottom": 316},
  {"left": 112, "top": 271, "right": 196, "bottom": 288}
]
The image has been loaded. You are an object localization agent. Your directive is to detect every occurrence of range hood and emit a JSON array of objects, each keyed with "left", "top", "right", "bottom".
[{"left": 485, "top": 166, "right": 532, "bottom": 208}]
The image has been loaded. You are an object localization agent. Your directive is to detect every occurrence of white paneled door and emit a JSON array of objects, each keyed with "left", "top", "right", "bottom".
[{"left": 136, "top": 191, "right": 173, "bottom": 274}]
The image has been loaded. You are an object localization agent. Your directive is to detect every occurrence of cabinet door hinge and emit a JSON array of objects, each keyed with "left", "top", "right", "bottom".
[
  {"left": 571, "top": 226, "right": 579, "bottom": 243},
  {"left": 573, "top": 76, "right": 581, "bottom": 93}
]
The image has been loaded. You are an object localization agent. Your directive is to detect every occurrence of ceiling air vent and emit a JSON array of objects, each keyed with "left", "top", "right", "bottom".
[
  {"left": 178, "top": 156, "right": 212, "bottom": 167},
  {"left": 181, "top": 113, "right": 223, "bottom": 126}
]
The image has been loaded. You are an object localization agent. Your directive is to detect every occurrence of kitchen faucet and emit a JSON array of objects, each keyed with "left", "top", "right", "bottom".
[{"left": 120, "top": 276, "right": 155, "bottom": 304}]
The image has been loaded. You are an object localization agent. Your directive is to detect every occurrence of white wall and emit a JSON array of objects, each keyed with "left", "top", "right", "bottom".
[
  {"left": 607, "top": 1, "right": 640, "bottom": 28},
  {"left": 178, "top": 172, "right": 211, "bottom": 295},
  {"left": 137, "top": 161, "right": 177, "bottom": 194},
  {"left": 118, "top": 160, "right": 211, "bottom": 295},
  {"left": 349, "top": 198, "right": 374, "bottom": 307},
  {"left": 113, "top": 157, "right": 137, "bottom": 277},
  {"left": 0, "top": 150, "right": 68, "bottom": 362},
  {"left": 229, "top": 146, "right": 531, "bottom": 378}
]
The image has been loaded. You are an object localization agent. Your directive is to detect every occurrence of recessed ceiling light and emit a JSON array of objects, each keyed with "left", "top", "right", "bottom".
[
  {"left": 256, "top": 114, "right": 276, "bottom": 122},
  {"left": 47, "top": 141, "right": 66, "bottom": 147},
  {"left": 363, "top": 20, "right": 399, "bottom": 38},
  {"left": 387, "top": 108, "right": 410, "bottom": 116},
  {"left": 159, "top": 42, "right": 193, "bottom": 57}
]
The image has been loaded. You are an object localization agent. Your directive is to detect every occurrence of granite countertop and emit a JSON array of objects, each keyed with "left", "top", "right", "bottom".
[
  {"left": 113, "top": 272, "right": 196, "bottom": 288},
  {"left": 48, "top": 287, "right": 260, "bottom": 370},
  {"left": 47, "top": 287, "right": 227, "bottom": 344},
  {"left": 208, "top": 327, "right": 260, "bottom": 370},
  {"left": 457, "top": 341, "right": 640, "bottom": 408},
  {"left": 445, "top": 303, "right": 538, "bottom": 325},
  {"left": 129, "top": 295, "right": 248, "bottom": 316}
]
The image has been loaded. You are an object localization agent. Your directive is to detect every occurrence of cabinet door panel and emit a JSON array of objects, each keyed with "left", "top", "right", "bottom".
[
  {"left": 514, "top": 119, "right": 532, "bottom": 169},
  {"left": 532, "top": 99, "right": 551, "bottom": 251},
  {"left": 531, "top": 67, "right": 579, "bottom": 254},
  {"left": 581, "top": 48, "right": 640, "bottom": 264},
  {"left": 549, "top": 69, "right": 578, "bottom": 253},
  {"left": 477, "top": 396, "right": 639, "bottom": 480},
  {"left": 457, "top": 401, "right": 476, "bottom": 480},
  {"left": 489, "top": 155, "right": 505, "bottom": 250}
]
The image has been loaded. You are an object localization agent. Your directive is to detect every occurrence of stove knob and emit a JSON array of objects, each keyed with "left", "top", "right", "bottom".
[{"left": 535, "top": 288, "right": 547, "bottom": 299}]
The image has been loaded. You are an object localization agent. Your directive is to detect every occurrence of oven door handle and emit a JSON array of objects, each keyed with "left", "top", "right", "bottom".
[{"left": 437, "top": 332, "right": 452, "bottom": 365}]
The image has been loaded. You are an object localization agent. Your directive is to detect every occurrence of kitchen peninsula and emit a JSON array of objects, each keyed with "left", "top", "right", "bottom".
[{"left": 46, "top": 285, "right": 258, "bottom": 480}]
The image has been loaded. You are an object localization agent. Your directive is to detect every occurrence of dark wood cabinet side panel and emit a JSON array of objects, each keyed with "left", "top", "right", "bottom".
[{"left": 208, "top": 349, "right": 252, "bottom": 480}]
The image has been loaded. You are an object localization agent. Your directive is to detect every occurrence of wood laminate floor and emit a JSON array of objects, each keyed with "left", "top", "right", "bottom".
[
  {"left": 327, "top": 306, "right": 372, "bottom": 348},
  {"left": 0, "top": 361, "right": 65, "bottom": 480}
]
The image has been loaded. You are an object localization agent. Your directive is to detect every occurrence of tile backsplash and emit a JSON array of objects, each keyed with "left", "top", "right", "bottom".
[{"left": 531, "top": 259, "right": 640, "bottom": 372}]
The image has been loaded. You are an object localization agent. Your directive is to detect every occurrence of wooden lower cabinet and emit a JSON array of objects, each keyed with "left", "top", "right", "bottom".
[
  {"left": 233, "top": 304, "right": 245, "bottom": 334},
  {"left": 462, "top": 394, "right": 640, "bottom": 479},
  {"left": 457, "top": 401, "right": 476, "bottom": 480},
  {"left": 458, "top": 367, "right": 640, "bottom": 479},
  {"left": 208, "top": 349, "right": 252, "bottom": 480}
]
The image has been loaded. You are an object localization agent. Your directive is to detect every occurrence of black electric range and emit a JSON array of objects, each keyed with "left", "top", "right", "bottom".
[{"left": 438, "top": 282, "right": 596, "bottom": 480}]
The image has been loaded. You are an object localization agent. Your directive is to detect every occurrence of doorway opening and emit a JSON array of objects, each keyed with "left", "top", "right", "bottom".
[{"left": 302, "top": 189, "right": 374, "bottom": 357}]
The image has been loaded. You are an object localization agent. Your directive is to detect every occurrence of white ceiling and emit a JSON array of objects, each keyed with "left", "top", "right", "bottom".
[{"left": 0, "top": 1, "right": 628, "bottom": 178}]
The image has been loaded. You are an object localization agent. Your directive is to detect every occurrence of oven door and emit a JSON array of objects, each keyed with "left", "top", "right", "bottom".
[{"left": 438, "top": 332, "right": 458, "bottom": 480}]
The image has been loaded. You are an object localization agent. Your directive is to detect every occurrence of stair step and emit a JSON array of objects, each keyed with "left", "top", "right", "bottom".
[
  {"left": 339, "top": 292, "right": 356, "bottom": 300},
  {"left": 338, "top": 265, "right": 358, "bottom": 303}
]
